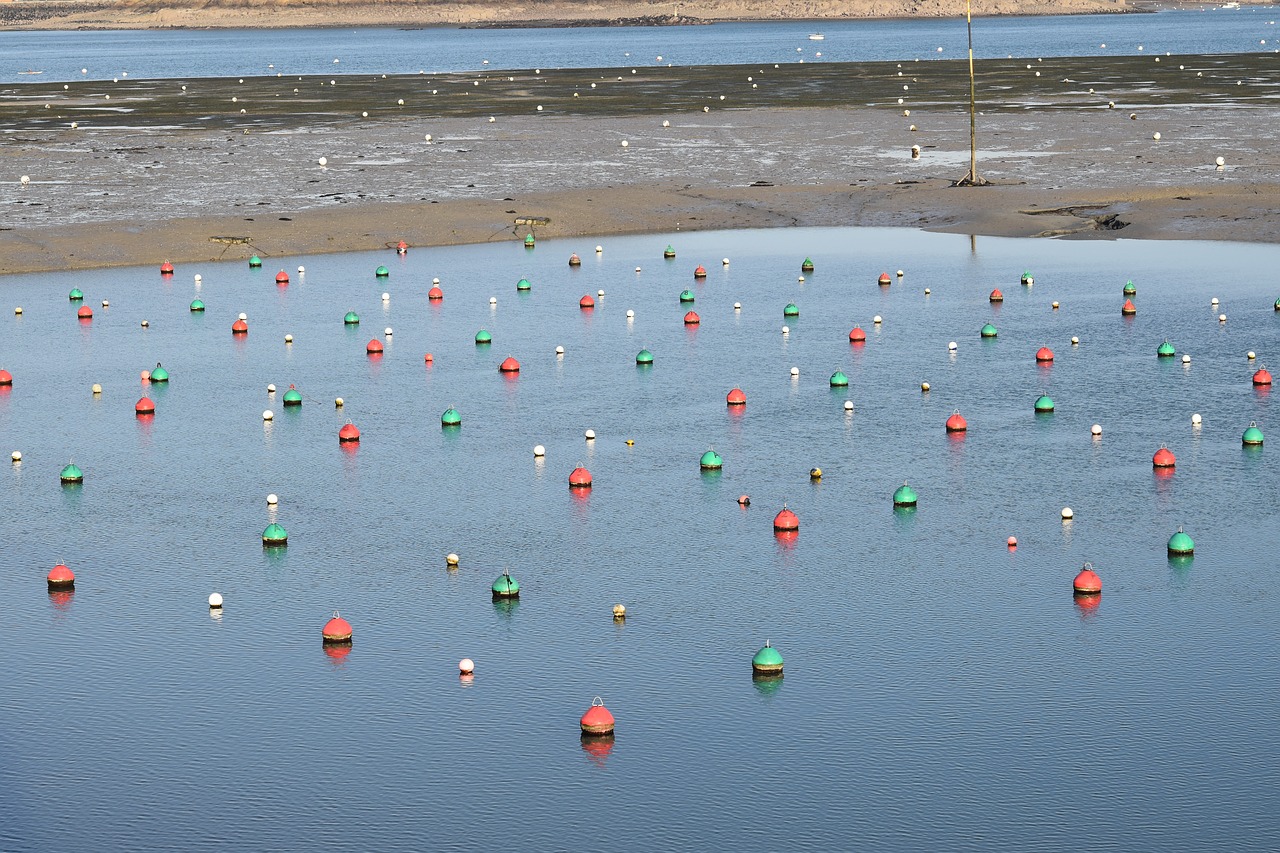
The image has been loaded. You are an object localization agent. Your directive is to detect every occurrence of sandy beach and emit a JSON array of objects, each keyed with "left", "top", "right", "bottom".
[{"left": 2, "top": 51, "right": 1278, "bottom": 275}]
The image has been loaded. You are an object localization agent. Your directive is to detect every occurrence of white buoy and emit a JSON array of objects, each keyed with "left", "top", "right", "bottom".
[
  {"left": 921, "top": 381, "right": 931, "bottom": 392},
  {"left": 490, "top": 297, "right": 498, "bottom": 305},
  {"left": 924, "top": 288, "right": 931, "bottom": 295},
  {"left": 284, "top": 334, "right": 293, "bottom": 343},
  {"left": 782, "top": 325, "right": 790, "bottom": 335},
  {"left": 597, "top": 289, "right": 605, "bottom": 297},
  {"left": 723, "top": 258, "right": 730, "bottom": 266},
  {"left": 335, "top": 397, "right": 344, "bottom": 408},
  {"left": 1061, "top": 507, "right": 1074, "bottom": 520},
  {"left": 14, "top": 307, "right": 21, "bottom": 315},
  {"left": 263, "top": 410, "right": 274, "bottom": 421},
  {"left": 140, "top": 320, "right": 149, "bottom": 328},
  {"left": 1052, "top": 301, "right": 1060, "bottom": 309},
  {"left": 1183, "top": 354, "right": 1192, "bottom": 364},
  {"left": 208, "top": 593, "right": 223, "bottom": 609},
  {"left": 239, "top": 313, "right": 248, "bottom": 321},
  {"left": 556, "top": 346, "right": 565, "bottom": 355},
  {"left": 1192, "top": 413, "right": 1202, "bottom": 425},
  {"left": 1219, "top": 314, "right": 1227, "bottom": 323},
  {"left": 635, "top": 267, "right": 642, "bottom": 273},
  {"left": 626, "top": 309, "right": 635, "bottom": 318},
  {"left": 1211, "top": 297, "right": 1219, "bottom": 305},
  {"left": 382, "top": 292, "right": 390, "bottom": 302},
  {"left": 383, "top": 327, "right": 392, "bottom": 337},
  {"left": 459, "top": 658, "right": 475, "bottom": 674},
  {"left": 798, "top": 276, "right": 805, "bottom": 282},
  {"left": 1248, "top": 351, "right": 1256, "bottom": 360},
  {"left": 91, "top": 384, "right": 101, "bottom": 394},
  {"left": 897, "top": 270, "right": 904, "bottom": 277},
  {"left": 1216, "top": 156, "right": 1226, "bottom": 167},
  {"left": 446, "top": 553, "right": 460, "bottom": 567},
  {"left": 595, "top": 245, "right": 603, "bottom": 254},
  {"left": 20, "top": 175, "right": 30, "bottom": 186},
  {"left": 194, "top": 274, "right": 202, "bottom": 283},
  {"left": 621, "top": 140, "right": 629, "bottom": 148},
  {"left": 267, "top": 384, "right": 277, "bottom": 393},
  {"left": 318, "top": 156, "right": 328, "bottom": 166},
  {"left": 267, "top": 493, "right": 278, "bottom": 505},
  {"left": 790, "top": 367, "right": 800, "bottom": 377},
  {"left": 101, "top": 300, "right": 109, "bottom": 308},
  {"left": 433, "top": 278, "right": 440, "bottom": 285},
  {"left": 843, "top": 400, "right": 854, "bottom": 411},
  {"left": 873, "top": 315, "right": 883, "bottom": 324},
  {"left": 298, "top": 266, "right": 305, "bottom": 273},
  {"left": 948, "top": 341, "right": 958, "bottom": 351},
  {"left": 1153, "top": 132, "right": 1161, "bottom": 141},
  {"left": 734, "top": 303, "right": 741, "bottom": 311},
  {"left": 1091, "top": 424, "right": 1102, "bottom": 436},
  {"left": 533, "top": 445, "right": 545, "bottom": 457},
  {"left": 1072, "top": 336, "right": 1080, "bottom": 345},
  {"left": 11, "top": 451, "right": 21, "bottom": 462},
  {"left": 585, "top": 429, "right": 596, "bottom": 440},
  {"left": 662, "top": 120, "right": 671, "bottom": 127}
]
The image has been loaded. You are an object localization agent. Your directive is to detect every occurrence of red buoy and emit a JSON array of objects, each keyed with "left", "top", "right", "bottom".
[
  {"left": 1121, "top": 299, "right": 1137, "bottom": 315},
  {"left": 499, "top": 356, "right": 521, "bottom": 373},
  {"left": 726, "top": 387, "right": 746, "bottom": 406},
  {"left": 569, "top": 466, "right": 593, "bottom": 488},
  {"left": 77, "top": 305, "right": 93, "bottom": 320},
  {"left": 878, "top": 272, "right": 891, "bottom": 286},
  {"left": 1152, "top": 446, "right": 1176, "bottom": 468},
  {"left": 322, "top": 611, "right": 353, "bottom": 644},
  {"left": 366, "top": 338, "right": 384, "bottom": 354},
  {"left": 160, "top": 261, "right": 174, "bottom": 275},
  {"left": 737, "top": 495, "right": 751, "bottom": 506},
  {"left": 423, "top": 353, "right": 434, "bottom": 363},
  {"left": 945, "top": 411, "right": 968, "bottom": 432},
  {"left": 683, "top": 310, "right": 700, "bottom": 325},
  {"left": 338, "top": 423, "right": 361, "bottom": 443},
  {"left": 579, "top": 295, "right": 595, "bottom": 309},
  {"left": 1073, "top": 565, "right": 1102, "bottom": 595},
  {"left": 428, "top": 286, "right": 444, "bottom": 300},
  {"left": 232, "top": 319, "right": 248, "bottom": 334},
  {"left": 568, "top": 253, "right": 581, "bottom": 266},
  {"left": 693, "top": 266, "right": 707, "bottom": 278},
  {"left": 1007, "top": 536, "right": 1018, "bottom": 549},
  {"left": 0, "top": 369, "right": 12, "bottom": 386},
  {"left": 275, "top": 270, "right": 289, "bottom": 284},
  {"left": 135, "top": 397, "right": 156, "bottom": 415},
  {"left": 849, "top": 326, "right": 866, "bottom": 343},
  {"left": 580, "top": 697, "right": 615, "bottom": 735},
  {"left": 396, "top": 240, "right": 408, "bottom": 254},
  {"left": 990, "top": 289, "right": 1004, "bottom": 302},
  {"left": 1253, "top": 367, "right": 1273, "bottom": 386},
  {"left": 47, "top": 563, "right": 75, "bottom": 588},
  {"left": 1036, "top": 346, "right": 1055, "bottom": 363},
  {"left": 773, "top": 507, "right": 799, "bottom": 532}
]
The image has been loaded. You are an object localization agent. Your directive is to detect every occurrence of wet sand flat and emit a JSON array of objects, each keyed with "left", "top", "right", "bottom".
[{"left": 1, "top": 53, "right": 1278, "bottom": 274}]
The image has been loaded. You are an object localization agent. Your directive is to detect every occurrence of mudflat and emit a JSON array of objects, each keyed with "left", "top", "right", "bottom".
[{"left": 1, "top": 52, "right": 1275, "bottom": 275}]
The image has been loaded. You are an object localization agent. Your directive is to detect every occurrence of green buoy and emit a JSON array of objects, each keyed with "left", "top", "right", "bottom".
[
  {"left": 1021, "top": 271, "right": 1033, "bottom": 286},
  {"left": 475, "top": 329, "right": 492, "bottom": 345},
  {"left": 68, "top": 288, "right": 83, "bottom": 301},
  {"left": 830, "top": 371, "right": 848, "bottom": 387},
  {"left": 190, "top": 299, "right": 205, "bottom": 312},
  {"left": 1157, "top": 340, "right": 1176, "bottom": 358},
  {"left": 441, "top": 407, "right": 462, "bottom": 427},
  {"left": 524, "top": 234, "right": 535, "bottom": 248},
  {"left": 149, "top": 363, "right": 169, "bottom": 383},
  {"left": 516, "top": 278, "right": 531, "bottom": 291},
  {"left": 1243, "top": 422, "right": 1265, "bottom": 446},
  {"left": 283, "top": 386, "right": 303, "bottom": 407},
  {"left": 679, "top": 290, "right": 695, "bottom": 303},
  {"left": 492, "top": 571, "right": 520, "bottom": 599},
  {"left": 1034, "top": 394, "right": 1055, "bottom": 413},
  {"left": 663, "top": 245, "right": 675, "bottom": 258},
  {"left": 249, "top": 255, "right": 262, "bottom": 268},
  {"left": 801, "top": 257, "right": 814, "bottom": 272},
  {"left": 343, "top": 311, "right": 360, "bottom": 325},
  {"left": 1167, "top": 528, "right": 1195, "bottom": 555},
  {"left": 783, "top": 303, "right": 799, "bottom": 317},
  {"left": 1124, "top": 280, "right": 1136, "bottom": 296},
  {"left": 751, "top": 641, "right": 784, "bottom": 675},
  {"left": 636, "top": 348, "right": 653, "bottom": 365},
  {"left": 59, "top": 462, "right": 83, "bottom": 484},
  {"left": 980, "top": 323, "right": 998, "bottom": 338},
  {"left": 375, "top": 265, "right": 389, "bottom": 278},
  {"left": 892, "top": 483, "right": 918, "bottom": 507},
  {"left": 1274, "top": 297, "right": 1280, "bottom": 312},
  {"left": 262, "top": 522, "right": 288, "bottom": 547},
  {"left": 699, "top": 449, "right": 723, "bottom": 470}
]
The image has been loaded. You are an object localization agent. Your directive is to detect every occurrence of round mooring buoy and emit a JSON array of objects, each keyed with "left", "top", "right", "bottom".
[
  {"left": 77, "top": 305, "right": 93, "bottom": 320},
  {"left": 700, "top": 449, "right": 723, "bottom": 470},
  {"left": 275, "top": 270, "right": 289, "bottom": 285},
  {"left": 1035, "top": 346, "right": 1054, "bottom": 363},
  {"left": 980, "top": 323, "right": 998, "bottom": 338},
  {"left": 694, "top": 266, "right": 707, "bottom": 279},
  {"left": 1073, "top": 563, "right": 1102, "bottom": 595},
  {"left": 1034, "top": 395, "right": 1055, "bottom": 413},
  {"left": 1168, "top": 528, "right": 1195, "bottom": 555},
  {"left": 802, "top": 258, "right": 815, "bottom": 272},
  {"left": 441, "top": 408, "right": 461, "bottom": 427},
  {"left": 636, "top": 349, "right": 654, "bottom": 365},
  {"left": 830, "top": 371, "right": 848, "bottom": 387},
  {"left": 499, "top": 356, "right": 521, "bottom": 373},
  {"left": 783, "top": 303, "right": 799, "bottom": 317},
  {"left": 160, "top": 261, "right": 174, "bottom": 275},
  {"left": 569, "top": 466, "right": 593, "bottom": 488},
  {"left": 262, "top": 522, "right": 288, "bottom": 547},
  {"left": 232, "top": 318, "right": 248, "bottom": 335},
  {"left": 375, "top": 265, "right": 389, "bottom": 278},
  {"left": 338, "top": 423, "right": 361, "bottom": 443},
  {"left": 892, "top": 483, "right": 918, "bottom": 507},
  {"left": 475, "top": 329, "right": 492, "bottom": 345},
  {"left": 190, "top": 299, "right": 205, "bottom": 312},
  {"left": 580, "top": 697, "right": 615, "bottom": 735},
  {"left": 492, "top": 571, "right": 520, "bottom": 599},
  {"left": 990, "top": 289, "right": 1004, "bottom": 303},
  {"left": 344, "top": 311, "right": 360, "bottom": 325},
  {"left": 1152, "top": 446, "right": 1176, "bottom": 468},
  {"left": 1253, "top": 367, "right": 1272, "bottom": 386},
  {"left": 684, "top": 311, "right": 700, "bottom": 325},
  {"left": 1122, "top": 299, "right": 1137, "bottom": 316},
  {"left": 1243, "top": 422, "right": 1265, "bottom": 446},
  {"left": 366, "top": 339, "right": 383, "bottom": 354},
  {"left": 135, "top": 397, "right": 155, "bottom": 416},
  {"left": 283, "top": 386, "right": 302, "bottom": 406},
  {"left": 752, "top": 641, "right": 784, "bottom": 675},
  {"left": 773, "top": 506, "right": 799, "bottom": 532},
  {"left": 60, "top": 462, "right": 83, "bottom": 484},
  {"left": 322, "top": 611, "right": 353, "bottom": 644},
  {"left": 47, "top": 563, "right": 75, "bottom": 589},
  {"left": 1157, "top": 340, "right": 1176, "bottom": 358},
  {"left": 849, "top": 327, "right": 866, "bottom": 343},
  {"left": 249, "top": 255, "right": 262, "bottom": 268},
  {"left": 726, "top": 387, "right": 746, "bottom": 406},
  {"left": 579, "top": 295, "right": 595, "bottom": 310},
  {"left": 428, "top": 286, "right": 443, "bottom": 300},
  {"left": 946, "top": 411, "right": 968, "bottom": 433}
]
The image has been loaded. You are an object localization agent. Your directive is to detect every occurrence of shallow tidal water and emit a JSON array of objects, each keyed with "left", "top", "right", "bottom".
[{"left": 1, "top": 226, "right": 1279, "bottom": 851}]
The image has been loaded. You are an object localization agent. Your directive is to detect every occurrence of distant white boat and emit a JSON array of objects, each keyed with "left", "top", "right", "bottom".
[
  {"left": 808, "top": 33, "right": 825, "bottom": 40},
  {"left": 1221, "top": 2, "right": 1240, "bottom": 8}
]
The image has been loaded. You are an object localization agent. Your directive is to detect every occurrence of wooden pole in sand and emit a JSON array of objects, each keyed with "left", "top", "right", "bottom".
[{"left": 957, "top": 0, "right": 987, "bottom": 186}]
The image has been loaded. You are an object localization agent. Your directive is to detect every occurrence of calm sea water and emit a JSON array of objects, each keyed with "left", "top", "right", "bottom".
[
  {"left": 2, "top": 8, "right": 1278, "bottom": 82},
  {"left": 1, "top": 226, "right": 1278, "bottom": 851}
]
